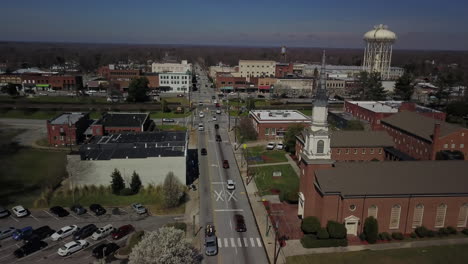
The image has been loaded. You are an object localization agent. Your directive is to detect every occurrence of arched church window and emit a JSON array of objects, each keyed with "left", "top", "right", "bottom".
[{"left": 317, "top": 140, "right": 324, "bottom": 154}]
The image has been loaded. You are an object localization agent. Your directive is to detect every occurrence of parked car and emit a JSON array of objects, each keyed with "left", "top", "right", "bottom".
[
  {"left": 266, "top": 142, "right": 276, "bottom": 150},
  {"left": 226, "top": 180, "right": 235, "bottom": 190},
  {"left": 91, "top": 224, "right": 114, "bottom": 240},
  {"left": 0, "top": 207, "right": 10, "bottom": 218},
  {"left": 0, "top": 227, "right": 16, "bottom": 240},
  {"left": 234, "top": 214, "right": 247, "bottom": 232},
  {"left": 131, "top": 203, "right": 147, "bottom": 215},
  {"left": 89, "top": 204, "right": 106, "bottom": 216},
  {"left": 92, "top": 243, "right": 120, "bottom": 259},
  {"left": 24, "top": 226, "right": 55, "bottom": 244},
  {"left": 216, "top": 135, "right": 222, "bottom": 142},
  {"left": 14, "top": 240, "right": 47, "bottom": 258},
  {"left": 216, "top": 109, "right": 221, "bottom": 114},
  {"left": 51, "top": 225, "right": 79, "bottom": 241},
  {"left": 201, "top": 148, "right": 207, "bottom": 156},
  {"left": 177, "top": 94, "right": 184, "bottom": 97},
  {"left": 111, "top": 225, "right": 134, "bottom": 240},
  {"left": 73, "top": 224, "right": 97, "bottom": 240},
  {"left": 70, "top": 205, "right": 86, "bottom": 215},
  {"left": 57, "top": 240, "right": 88, "bottom": 256},
  {"left": 13, "top": 226, "right": 33, "bottom": 241},
  {"left": 276, "top": 143, "right": 284, "bottom": 150},
  {"left": 50, "top": 206, "right": 69, "bottom": 217},
  {"left": 212, "top": 116, "right": 217, "bottom": 121},
  {"left": 12, "top": 205, "right": 28, "bottom": 217},
  {"left": 223, "top": 160, "right": 230, "bottom": 169},
  {"left": 214, "top": 124, "right": 219, "bottom": 130},
  {"left": 162, "top": 118, "right": 175, "bottom": 123},
  {"left": 258, "top": 94, "right": 265, "bottom": 98}
]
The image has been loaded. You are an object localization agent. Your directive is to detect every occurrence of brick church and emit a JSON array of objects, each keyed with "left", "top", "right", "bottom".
[{"left": 295, "top": 52, "right": 468, "bottom": 236}]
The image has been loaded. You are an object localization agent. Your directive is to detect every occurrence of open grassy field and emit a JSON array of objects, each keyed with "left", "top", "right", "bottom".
[
  {"left": 157, "top": 124, "right": 187, "bottom": 131},
  {"left": 286, "top": 243, "right": 468, "bottom": 264},
  {"left": 150, "top": 111, "right": 191, "bottom": 119},
  {"left": 246, "top": 146, "right": 288, "bottom": 164},
  {"left": 252, "top": 164, "right": 299, "bottom": 196}
]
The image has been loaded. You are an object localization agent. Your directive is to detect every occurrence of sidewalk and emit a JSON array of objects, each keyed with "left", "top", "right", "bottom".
[
  {"left": 228, "top": 130, "right": 286, "bottom": 264},
  {"left": 283, "top": 237, "right": 468, "bottom": 257}
]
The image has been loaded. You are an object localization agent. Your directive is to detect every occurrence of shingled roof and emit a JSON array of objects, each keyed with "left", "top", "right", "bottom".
[
  {"left": 95, "top": 112, "right": 149, "bottom": 128},
  {"left": 381, "top": 111, "right": 463, "bottom": 142},
  {"left": 330, "top": 131, "right": 394, "bottom": 147},
  {"left": 315, "top": 161, "right": 468, "bottom": 197}
]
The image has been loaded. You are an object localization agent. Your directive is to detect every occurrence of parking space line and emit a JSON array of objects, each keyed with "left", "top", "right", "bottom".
[
  {"left": 9, "top": 215, "right": 19, "bottom": 222},
  {"left": 30, "top": 214, "right": 40, "bottom": 222},
  {"left": 87, "top": 212, "right": 98, "bottom": 219},
  {"left": 119, "top": 208, "right": 128, "bottom": 213},
  {"left": 69, "top": 213, "right": 80, "bottom": 220},
  {"left": 43, "top": 210, "right": 59, "bottom": 221}
]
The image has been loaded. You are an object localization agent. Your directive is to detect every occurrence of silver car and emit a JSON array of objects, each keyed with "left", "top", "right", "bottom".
[
  {"left": 0, "top": 227, "right": 16, "bottom": 240},
  {"left": 205, "top": 235, "right": 218, "bottom": 256},
  {"left": 131, "top": 203, "right": 147, "bottom": 215},
  {"left": 0, "top": 207, "right": 10, "bottom": 218}
]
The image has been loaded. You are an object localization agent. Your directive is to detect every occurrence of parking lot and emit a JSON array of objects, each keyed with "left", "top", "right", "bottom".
[{"left": 0, "top": 207, "right": 184, "bottom": 264}]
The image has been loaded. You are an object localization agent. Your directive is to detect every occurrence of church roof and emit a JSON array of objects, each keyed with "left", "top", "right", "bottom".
[{"left": 330, "top": 131, "right": 394, "bottom": 147}]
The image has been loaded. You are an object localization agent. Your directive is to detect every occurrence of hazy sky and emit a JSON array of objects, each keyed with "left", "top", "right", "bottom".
[{"left": 1, "top": 0, "right": 467, "bottom": 50}]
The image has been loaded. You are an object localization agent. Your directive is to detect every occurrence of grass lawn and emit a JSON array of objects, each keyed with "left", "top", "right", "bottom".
[
  {"left": 286, "top": 243, "right": 468, "bottom": 264},
  {"left": 163, "top": 97, "right": 189, "bottom": 106},
  {"left": 157, "top": 124, "right": 187, "bottom": 131},
  {"left": 252, "top": 164, "right": 299, "bottom": 196},
  {"left": 150, "top": 111, "right": 191, "bottom": 119},
  {"left": 299, "top": 109, "right": 313, "bottom": 116},
  {"left": 229, "top": 110, "right": 249, "bottom": 117},
  {"left": 0, "top": 109, "right": 59, "bottom": 119},
  {"left": 246, "top": 146, "right": 288, "bottom": 164},
  {"left": 0, "top": 147, "right": 67, "bottom": 207}
]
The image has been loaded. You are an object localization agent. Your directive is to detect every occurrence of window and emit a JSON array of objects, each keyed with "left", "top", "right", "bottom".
[
  {"left": 444, "top": 144, "right": 448, "bottom": 148},
  {"left": 457, "top": 204, "right": 468, "bottom": 227},
  {"left": 345, "top": 149, "right": 349, "bottom": 154},
  {"left": 461, "top": 144, "right": 465, "bottom": 148},
  {"left": 435, "top": 204, "right": 447, "bottom": 228},
  {"left": 317, "top": 140, "right": 324, "bottom": 153},
  {"left": 337, "top": 149, "right": 341, "bottom": 154},
  {"left": 354, "top": 149, "right": 357, "bottom": 154},
  {"left": 451, "top": 144, "right": 455, "bottom": 149},
  {"left": 412, "top": 204, "right": 424, "bottom": 228},
  {"left": 349, "top": 205, "right": 356, "bottom": 211},
  {"left": 389, "top": 204, "right": 401, "bottom": 229},
  {"left": 362, "top": 149, "right": 366, "bottom": 154},
  {"left": 271, "top": 128, "right": 276, "bottom": 135},
  {"left": 370, "top": 149, "right": 374, "bottom": 154},
  {"left": 378, "top": 149, "right": 382, "bottom": 154},
  {"left": 368, "top": 205, "right": 378, "bottom": 219},
  {"left": 265, "top": 128, "right": 270, "bottom": 135}
]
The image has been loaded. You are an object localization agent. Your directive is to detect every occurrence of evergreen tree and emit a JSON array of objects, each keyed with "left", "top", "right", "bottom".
[
  {"left": 364, "top": 216, "right": 379, "bottom": 244},
  {"left": 394, "top": 72, "right": 415, "bottom": 100},
  {"left": 130, "top": 171, "right": 142, "bottom": 194},
  {"left": 367, "top": 72, "right": 387, "bottom": 100},
  {"left": 110, "top": 169, "right": 125, "bottom": 194},
  {"left": 283, "top": 124, "right": 305, "bottom": 154},
  {"left": 127, "top": 77, "right": 149, "bottom": 102}
]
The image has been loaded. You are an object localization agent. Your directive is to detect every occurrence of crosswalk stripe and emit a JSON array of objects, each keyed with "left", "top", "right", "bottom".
[
  {"left": 224, "top": 238, "right": 228, "bottom": 247},
  {"left": 256, "top": 238, "right": 263, "bottom": 247},
  {"left": 237, "top": 238, "right": 242, "bottom": 247},
  {"left": 230, "top": 238, "right": 236, "bottom": 247},
  {"left": 250, "top": 237, "right": 255, "bottom": 247},
  {"left": 243, "top": 238, "right": 248, "bottom": 247},
  {"left": 218, "top": 238, "right": 222, "bottom": 248}
]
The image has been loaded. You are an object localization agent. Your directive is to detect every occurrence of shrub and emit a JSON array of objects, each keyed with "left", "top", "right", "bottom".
[
  {"left": 317, "top": 228, "right": 330, "bottom": 239},
  {"left": 379, "top": 232, "right": 391, "bottom": 241},
  {"left": 410, "top": 232, "right": 417, "bottom": 238},
  {"left": 301, "top": 217, "right": 321, "bottom": 234},
  {"left": 282, "top": 191, "right": 298, "bottom": 204},
  {"left": 165, "top": 222, "right": 187, "bottom": 233},
  {"left": 119, "top": 188, "right": 134, "bottom": 196},
  {"left": 462, "top": 229, "right": 468, "bottom": 235},
  {"left": 358, "top": 233, "right": 366, "bottom": 241},
  {"left": 438, "top": 228, "right": 450, "bottom": 236},
  {"left": 447, "top": 226, "right": 457, "bottom": 235},
  {"left": 364, "top": 217, "right": 379, "bottom": 244},
  {"left": 301, "top": 237, "right": 348, "bottom": 248},
  {"left": 427, "top": 230, "right": 436, "bottom": 237},
  {"left": 415, "top": 226, "right": 429, "bottom": 238},
  {"left": 391, "top": 232, "right": 404, "bottom": 240},
  {"left": 327, "top": 221, "right": 347, "bottom": 239}
]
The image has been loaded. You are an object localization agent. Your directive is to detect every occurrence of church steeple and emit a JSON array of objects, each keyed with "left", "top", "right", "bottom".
[{"left": 310, "top": 50, "right": 329, "bottom": 130}]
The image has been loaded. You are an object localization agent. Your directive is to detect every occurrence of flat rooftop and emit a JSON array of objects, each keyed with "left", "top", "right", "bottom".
[
  {"left": 250, "top": 110, "right": 311, "bottom": 123},
  {"left": 347, "top": 101, "right": 443, "bottom": 114},
  {"left": 95, "top": 112, "right": 149, "bottom": 127},
  {"left": 50, "top": 112, "right": 88, "bottom": 125}
]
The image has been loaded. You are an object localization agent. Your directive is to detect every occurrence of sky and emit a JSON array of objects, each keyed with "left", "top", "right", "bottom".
[{"left": 1, "top": 0, "right": 467, "bottom": 50}]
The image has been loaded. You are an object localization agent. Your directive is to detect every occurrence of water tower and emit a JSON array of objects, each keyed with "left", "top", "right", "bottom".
[
  {"left": 280, "top": 46, "right": 287, "bottom": 62},
  {"left": 362, "top": 24, "right": 396, "bottom": 80}
]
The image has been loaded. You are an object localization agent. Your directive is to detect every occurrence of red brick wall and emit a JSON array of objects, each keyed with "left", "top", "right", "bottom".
[
  {"left": 432, "top": 130, "right": 468, "bottom": 160},
  {"left": 275, "top": 63, "right": 293, "bottom": 78},
  {"left": 255, "top": 122, "right": 310, "bottom": 140},
  {"left": 91, "top": 125, "right": 104, "bottom": 136},
  {"left": 331, "top": 147, "right": 386, "bottom": 161},
  {"left": 216, "top": 75, "right": 247, "bottom": 90},
  {"left": 344, "top": 101, "right": 394, "bottom": 130},
  {"left": 47, "top": 123, "right": 78, "bottom": 146},
  {"left": 146, "top": 75, "right": 159, "bottom": 89}
]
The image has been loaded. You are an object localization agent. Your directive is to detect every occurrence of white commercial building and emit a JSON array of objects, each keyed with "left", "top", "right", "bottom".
[
  {"left": 159, "top": 72, "right": 191, "bottom": 92},
  {"left": 275, "top": 78, "right": 314, "bottom": 96},
  {"left": 302, "top": 64, "right": 404, "bottom": 80},
  {"left": 152, "top": 60, "right": 192, "bottom": 74},
  {"left": 239, "top": 60, "right": 276, "bottom": 78}
]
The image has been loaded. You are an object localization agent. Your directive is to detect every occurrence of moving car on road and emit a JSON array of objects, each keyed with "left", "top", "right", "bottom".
[
  {"left": 198, "top": 123, "right": 204, "bottom": 131},
  {"left": 90, "top": 204, "right": 106, "bottom": 216},
  {"left": 92, "top": 243, "right": 120, "bottom": 259},
  {"left": 12, "top": 205, "right": 28, "bottom": 217},
  {"left": 91, "top": 224, "right": 114, "bottom": 240},
  {"left": 131, "top": 203, "right": 147, "bottom": 214},
  {"left": 58, "top": 240, "right": 88, "bottom": 256},
  {"left": 212, "top": 116, "right": 217, "bottom": 121},
  {"left": 227, "top": 180, "right": 235, "bottom": 190},
  {"left": 73, "top": 224, "right": 97, "bottom": 240},
  {"left": 51, "top": 225, "right": 79, "bottom": 241},
  {"left": 214, "top": 124, "right": 219, "bottom": 130},
  {"left": 201, "top": 148, "right": 207, "bottom": 156},
  {"left": 234, "top": 214, "right": 247, "bottom": 232},
  {"left": 204, "top": 224, "right": 218, "bottom": 256},
  {"left": 50, "top": 206, "right": 69, "bottom": 217},
  {"left": 199, "top": 112, "right": 205, "bottom": 118},
  {"left": 111, "top": 224, "right": 134, "bottom": 240},
  {"left": 223, "top": 160, "right": 230, "bottom": 169},
  {"left": 216, "top": 135, "right": 221, "bottom": 142},
  {"left": 14, "top": 240, "right": 47, "bottom": 258},
  {"left": 216, "top": 109, "right": 221, "bottom": 114}
]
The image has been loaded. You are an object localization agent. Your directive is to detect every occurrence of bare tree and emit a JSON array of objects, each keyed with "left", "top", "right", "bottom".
[{"left": 129, "top": 227, "right": 202, "bottom": 264}]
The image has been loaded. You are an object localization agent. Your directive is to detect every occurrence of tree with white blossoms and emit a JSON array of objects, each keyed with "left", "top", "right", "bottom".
[
  {"left": 162, "top": 172, "right": 185, "bottom": 208},
  {"left": 129, "top": 227, "right": 202, "bottom": 264}
]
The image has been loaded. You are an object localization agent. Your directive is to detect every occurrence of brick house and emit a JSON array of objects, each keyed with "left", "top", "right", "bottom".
[
  {"left": 275, "top": 63, "right": 293, "bottom": 78},
  {"left": 297, "top": 161, "right": 468, "bottom": 235},
  {"left": 381, "top": 111, "right": 468, "bottom": 160},
  {"left": 47, "top": 112, "right": 91, "bottom": 146},
  {"left": 89, "top": 112, "right": 151, "bottom": 136},
  {"left": 344, "top": 101, "right": 446, "bottom": 130},
  {"left": 250, "top": 110, "right": 311, "bottom": 140}
]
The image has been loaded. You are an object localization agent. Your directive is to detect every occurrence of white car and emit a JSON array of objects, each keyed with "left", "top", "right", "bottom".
[
  {"left": 227, "top": 180, "right": 235, "bottom": 190},
  {"left": 266, "top": 142, "right": 276, "bottom": 150},
  {"left": 51, "top": 225, "right": 79, "bottom": 241},
  {"left": 276, "top": 143, "right": 284, "bottom": 150},
  {"left": 131, "top": 203, "right": 147, "bottom": 214},
  {"left": 212, "top": 116, "right": 217, "bottom": 121},
  {"left": 12, "top": 205, "right": 28, "bottom": 218},
  {"left": 198, "top": 124, "right": 204, "bottom": 131},
  {"left": 91, "top": 224, "right": 114, "bottom": 240},
  {"left": 199, "top": 112, "right": 205, "bottom": 118},
  {"left": 216, "top": 109, "right": 221, "bottom": 114},
  {"left": 57, "top": 240, "right": 88, "bottom": 256}
]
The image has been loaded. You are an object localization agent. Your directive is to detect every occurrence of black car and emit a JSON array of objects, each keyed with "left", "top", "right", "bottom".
[
  {"left": 24, "top": 226, "right": 55, "bottom": 244},
  {"left": 92, "top": 243, "right": 120, "bottom": 259},
  {"left": 90, "top": 204, "right": 106, "bottom": 216},
  {"left": 214, "top": 124, "right": 219, "bottom": 130},
  {"left": 49, "top": 206, "right": 69, "bottom": 217},
  {"left": 70, "top": 205, "right": 87, "bottom": 215},
  {"left": 73, "top": 224, "right": 97, "bottom": 240},
  {"left": 216, "top": 135, "right": 221, "bottom": 142},
  {"left": 211, "top": 96, "right": 216, "bottom": 100},
  {"left": 14, "top": 240, "right": 47, "bottom": 258},
  {"left": 201, "top": 148, "right": 207, "bottom": 156},
  {"left": 234, "top": 214, "right": 247, "bottom": 232}
]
